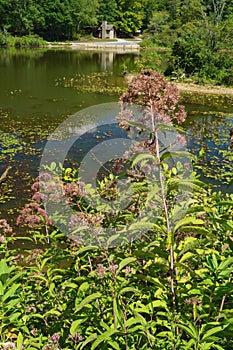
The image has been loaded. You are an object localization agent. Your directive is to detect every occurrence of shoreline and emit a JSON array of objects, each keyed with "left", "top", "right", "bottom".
[
  {"left": 177, "top": 82, "right": 233, "bottom": 97},
  {"left": 176, "top": 83, "right": 233, "bottom": 109},
  {"left": 47, "top": 39, "right": 140, "bottom": 51}
]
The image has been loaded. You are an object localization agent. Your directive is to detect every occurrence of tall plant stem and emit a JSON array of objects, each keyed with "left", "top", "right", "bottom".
[
  {"left": 217, "top": 274, "right": 232, "bottom": 321},
  {"left": 151, "top": 106, "right": 177, "bottom": 347},
  {"left": 151, "top": 110, "right": 176, "bottom": 310}
]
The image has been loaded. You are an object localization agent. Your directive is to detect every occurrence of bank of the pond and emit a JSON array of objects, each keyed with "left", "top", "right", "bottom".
[
  {"left": 178, "top": 83, "right": 233, "bottom": 109},
  {"left": 177, "top": 82, "right": 233, "bottom": 96},
  {"left": 47, "top": 39, "right": 141, "bottom": 51}
]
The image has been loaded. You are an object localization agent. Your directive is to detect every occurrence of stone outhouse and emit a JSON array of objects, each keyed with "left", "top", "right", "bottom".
[{"left": 98, "top": 21, "right": 116, "bottom": 39}]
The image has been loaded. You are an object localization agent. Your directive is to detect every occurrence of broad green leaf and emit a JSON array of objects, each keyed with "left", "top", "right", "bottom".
[
  {"left": 119, "top": 287, "right": 139, "bottom": 295},
  {"left": 76, "top": 246, "right": 99, "bottom": 255},
  {"left": 161, "top": 151, "right": 193, "bottom": 162},
  {"left": 75, "top": 292, "right": 102, "bottom": 312},
  {"left": 106, "top": 234, "right": 121, "bottom": 246},
  {"left": 148, "top": 300, "right": 167, "bottom": 310},
  {"left": 113, "top": 298, "right": 123, "bottom": 326},
  {"left": 44, "top": 309, "right": 61, "bottom": 316},
  {"left": 108, "top": 340, "right": 120, "bottom": 350},
  {"left": 9, "top": 312, "right": 21, "bottom": 322},
  {"left": 2, "top": 283, "right": 20, "bottom": 302},
  {"left": 157, "top": 331, "right": 173, "bottom": 338},
  {"left": 116, "top": 257, "right": 136, "bottom": 274},
  {"left": 131, "top": 153, "right": 157, "bottom": 168},
  {"left": 16, "top": 332, "right": 23, "bottom": 350},
  {"left": 124, "top": 120, "right": 149, "bottom": 131},
  {"left": 70, "top": 318, "right": 87, "bottom": 335},
  {"left": 128, "top": 221, "right": 155, "bottom": 232},
  {"left": 179, "top": 226, "right": 209, "bottom": 235},
  {"left": 78, "top": 282, "right": 90, "bottom": 295},
  {"left": 174, "top": 217, "right": 204, "bottom": 232},
  {"left": 180, "top": 252, "right": 195, "bottom": 263},
  {"left": 0, "top": 259, "right": 11, "bottom": 277},
  {"left": 212, "top": 344, "right": 228, "bottom": 350},
  {"left": 200, "top": 342, "right": 214, "bottom": 350},
  {"left": 177, "top": 322, "right": 198, "bottom": 340},
  {"left": 126, "top": 316, "right": 142, "bottom": 328},
  {"left": 91, "top": 329, "right": 118, "bottom": 350},
  {"left": 80, "top": 333, "right": 97, "bottom": 350},
  {"left": 5, "top": 298, "right": 19, "bottom": 311},
  {"left": 202, "top": 325, "right": 228, "bottom": 341},
  {"left": 218, "top": 257, "right": 233, "bottom": 272}
]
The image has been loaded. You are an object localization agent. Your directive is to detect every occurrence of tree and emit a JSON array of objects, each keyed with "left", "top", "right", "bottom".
[
  {"left": 0, "top": 0, "right": 42, "bottom": 35},
  {"left": 114, "top": 0, "right": 145, "bottom": 35},
  {"left": 70, "top": 0, "right": 99, "bottom": 35},
  {"left": 98, "top": 0, "right": 117, "bottom": 23}
]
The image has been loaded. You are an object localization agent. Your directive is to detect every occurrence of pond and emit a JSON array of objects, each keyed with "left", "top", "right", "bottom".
[{"left": 0, "top": 48, "right": 232, "bottom": 230}]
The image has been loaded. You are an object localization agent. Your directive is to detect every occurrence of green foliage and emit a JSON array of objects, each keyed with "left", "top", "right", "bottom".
[
  {"left": 140, "top": 0, "right": 233, "bottom": 86},
  {"left": 0, "top": 0, "right": 156, "bottom": 40},
  {"left": 0, "top": 32, "right": 46, "bottom": 48}
]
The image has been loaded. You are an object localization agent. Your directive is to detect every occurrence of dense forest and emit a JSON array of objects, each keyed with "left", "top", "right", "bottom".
[
  {"left": 0, "top": 0, "right": 231, "bottom": 41},
  {"left": 0, "top": 0, "right": 233, "bottom": 84},
  {"left": 0, "top": 0, "right": 156, "bottom": 39}
]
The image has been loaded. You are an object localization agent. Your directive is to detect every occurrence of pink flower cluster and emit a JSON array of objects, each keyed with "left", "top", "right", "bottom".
[
  {"left": 118, "top": 69, "right": 186, "bottom": 127},
  {"left": 17, "top": 202, "right": 52, "bottom": 228},
  {"left": 0, "top": 219, "right": 12, "bottom": 234}
]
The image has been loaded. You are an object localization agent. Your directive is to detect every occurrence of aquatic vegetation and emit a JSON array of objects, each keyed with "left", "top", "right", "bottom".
[
  {"left": 55, "top": 72, "right": 127, "bottom": 96},
  {"left": 180, "top": 91, "right": 233, "bottom": 110},
  {"left": 185, "top": 112, "right": 233, "bottom": 188}
]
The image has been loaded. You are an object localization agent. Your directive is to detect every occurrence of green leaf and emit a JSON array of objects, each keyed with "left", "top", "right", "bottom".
[
  {"left": 177, "top": 322, "right": 198, "bottom": 340},
  {"left": 128, "top": 221, "right": 155, "bottom": 232},
  {"left": 202, "top": 325, "right": 228, "bottom": 341},
  {"left": 126, "top": 316, "right": 142, "bottom": 328},
  {"left": 116, "top": 257, "right": 136, "bottom": 274},
  {"left": 148, "top": 300, "right": 168, "bottom": 311},
  {"left": 161, "top": 151, "right": 193, "bottom": 162},
  {"left": 75, "top": 292, "right": 102, "bottom": 312},
  {"left": 131, "top": 153, "right": 157, "bottom": 167},
  {"left": 70, "top": 318, "right": 87, "bottom": 335},
  {"left": 108, "top": 340, "right": 120, "bottom": 350},
  {"left": 174, "top": 217, "right": 204, "bottom": 232},
  {"left": 5, "top": 298, "right": 20, "bottom": 311},
  {"left": 50, "top": 161, "right": 56, "bottom": 171},
  {"left": 178, "top": 226, "right": 209, "bottom": 235},
  {"left": 76, "top": 246, "right": 99, "bottom": 255},
  {"left": 218, "top": 257, "right": 233, "bottom": 272},
  {"left": 119, "top": 287, "right": 139, "bottom": 295},
  {"left": 0, "top": 259, "right": 11, "bottom": 277},
  {"left": 91, "top": 329, "right": 118, "bottom": 350},
  {"left": 9, "top": 312, "right": 21, "bottom": 322},
  {"left": 80, "top": 333, "right": 98, "bottom": 350},
  {"left": 2, "top": 283, "right": 20, "bottom": 302},
  {"left": 44, "top": 309, "right": 61, "bottom": 317},
  {"left": 113, "top": 298, "right": 123, "bottom": 327},
  {"left": 17, "top": 332, "right": 23, "bottom": 350},
  {"left": 168, "top": 179, "right": 205, "bottom": 193},
  {"left": 124, "top": 120, "right": 150, "bottom": 131},
  {"left": 180, "top": 252, "right": 195, "bottom": 263}
]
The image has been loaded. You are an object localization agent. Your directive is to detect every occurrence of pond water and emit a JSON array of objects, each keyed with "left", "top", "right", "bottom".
[{"left": 0, "top": 48, "right": 232, "bottom": 229}]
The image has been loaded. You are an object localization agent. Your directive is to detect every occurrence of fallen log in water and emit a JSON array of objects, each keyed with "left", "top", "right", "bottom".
[{"left": 0, "top": 166, "right": 12, "bottom": 184}]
